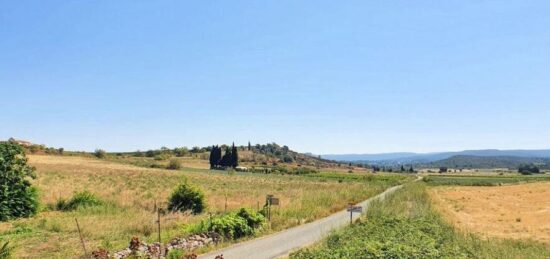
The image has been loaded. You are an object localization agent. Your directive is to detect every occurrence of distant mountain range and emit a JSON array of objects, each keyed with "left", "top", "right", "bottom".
[
  {"left": 424, "top": 155, "right": 550, "bottom": 169},
  {"left": 322, "top": 149, "right": 550, "bottom": 167}
]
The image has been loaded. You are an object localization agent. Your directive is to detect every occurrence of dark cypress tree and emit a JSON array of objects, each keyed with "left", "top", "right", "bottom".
[
  {"left": 209, "top": 146, "right": 223, "bottom": 169},
  {"left": 220, "top": 146, "right": 232, "bottom": 167},
  {"left": 231, "top": 143, "right": 239, "bottom": 168},
  {"left": 209, "top": 146, "right": 215, "bottom": 169},
  {"left": 409, "top": 166, "right": 414, "bottom": 173},
  {"left": 248, "top": 141, "right": 251, "bottom": 151},
  {"left": 400, "top": 165, "right": 405, "bottom": 172}
]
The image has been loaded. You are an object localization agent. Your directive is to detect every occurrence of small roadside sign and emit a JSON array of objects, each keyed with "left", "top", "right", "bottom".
[
  {"left": 347, "top": 206, "right": 362, "bottom": 213},
  {"left": 347, "top": 205, "right": 363, "bottom": 225},
  {"left": 269, "top": 197, "right": 280, "bottom": 205}
]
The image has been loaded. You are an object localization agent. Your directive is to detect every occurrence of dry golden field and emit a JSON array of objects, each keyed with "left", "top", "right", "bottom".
[
  {"left": 0, "top": 155, "right": 404, "bottom": 258},
  {"left": 429, "top": 182, "right": 550, "bottom": 244}
]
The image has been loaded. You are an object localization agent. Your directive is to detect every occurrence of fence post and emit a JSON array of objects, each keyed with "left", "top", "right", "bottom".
[{"left": 75, "top": 218, "right": 89, "bottom": 258}]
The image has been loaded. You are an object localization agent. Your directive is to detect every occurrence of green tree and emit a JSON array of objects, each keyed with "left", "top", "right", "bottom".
[
  {"left": 167, "top": 182, "right": 205, "bottom": 214},
  {"left": 94, "top": 149, "right": 106, "bottom": 159},
  {"left": 0, "top": 142, "right": 39, "bottom": 221},
  {"left": 231, "top": 143, "right": 239, "bottom": 168}
]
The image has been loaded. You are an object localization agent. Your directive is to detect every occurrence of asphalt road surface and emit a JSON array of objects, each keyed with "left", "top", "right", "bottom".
[{"left": 199, "top": 184, "right": 405, "bottom": 259}]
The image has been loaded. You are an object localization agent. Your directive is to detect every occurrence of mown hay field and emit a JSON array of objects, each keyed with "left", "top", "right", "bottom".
[
  {"left": 0, "top": 155, "right": 408, "bottom": 258},
  {"left": 429, "top": 182, "right": 550, "bottom": 245}
]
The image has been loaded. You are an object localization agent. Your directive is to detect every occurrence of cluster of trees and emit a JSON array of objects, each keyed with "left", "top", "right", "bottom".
[
  {"left": 250, "top": 143, "right": 295, "bottom": 164},
  {"left": 210, "top": 143, "right": 239, "bottom": 169},
  {"left": 518, "top": 164, "right": 541, "bottom": 175}
]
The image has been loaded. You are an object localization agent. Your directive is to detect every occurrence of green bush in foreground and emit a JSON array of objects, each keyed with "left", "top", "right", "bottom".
[
  {"left": 0, "top": 142, "right": 39, "bottom": 221},
  {"left": 192, "top": 208, "right": 265, "bottom": 240},
  {"left": 168, "top": 182, "right": 205, "bottom": 214},
  {"left": 56, "top": 191, "right": 103, "bottom": 211},
  {"left": 291, "top": 183, "right": 550, "bottom": 259}
]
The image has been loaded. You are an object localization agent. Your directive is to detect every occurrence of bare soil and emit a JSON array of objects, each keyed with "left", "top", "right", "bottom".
[{"left": 429, "top": 182, "right": 550, "bottom": 244}]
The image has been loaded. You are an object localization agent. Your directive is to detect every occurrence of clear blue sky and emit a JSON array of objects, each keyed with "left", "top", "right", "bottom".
[{"left": 1, "top": 1, "right": 549, "bottom": 154}]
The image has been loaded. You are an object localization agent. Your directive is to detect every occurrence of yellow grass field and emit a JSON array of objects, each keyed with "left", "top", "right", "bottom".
[
  {"left": 0, "top": 155, "right": 405, "bottom": 258},
  {"left": 429, "top": 182, "right": 550, "bottom": 245}
]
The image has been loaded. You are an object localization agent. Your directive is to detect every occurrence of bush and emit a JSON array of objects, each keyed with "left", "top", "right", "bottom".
[
  {"left": 282, "top": 155, "right": 294, "bottom": 163},
  {"left": 168, "top": 182, "right": 205, "bottom": 214},
  {"left": 0, "top": 142, "right": 39, "bottom": 221},
  {"left": 94, "top": 149, "right": 106, "bottom": 159},
  {"left": 195, "top": 208, "right": 265, "bottom": 239},
  {"left": 56, "top": 191, "right": 103, "bottom": 211},
  {"left": 236, "top": 208, "right": 265, "bottom": 228},
  {"left": 167, "top": 159, "right": 182, "bottom": 170}
]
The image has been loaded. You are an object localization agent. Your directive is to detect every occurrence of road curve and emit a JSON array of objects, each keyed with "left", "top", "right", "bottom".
[{"left": 198, "top": 184, "right": 405, "bottom": 259}]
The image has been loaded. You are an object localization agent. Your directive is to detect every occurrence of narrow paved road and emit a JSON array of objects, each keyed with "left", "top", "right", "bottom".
[{"left": 199, "top": 184, "right": 405, "bottom": 259}]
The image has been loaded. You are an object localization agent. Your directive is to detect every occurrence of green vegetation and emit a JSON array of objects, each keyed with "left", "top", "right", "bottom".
[
  {"left": 209, "top": 144, "right": 239, "bottom": 169},
  {"left": 0, "top": 142, "right": 39, "bottom": 221},
  {"left": 291, "top": 182, "right": 550, "bottom": 258},
  {"left": 166, "top": 249, "right": 185, "bottom": 259},
  {"left": 250, "top": 166, "right": 319, "bottom": 175},
  {"left": 191, "top": 208, "right": 265, "bottom": 239},
  {"left": 0, "top": 241, "right": 11, "bottom": 259},
  {"left": 518, "top": 164, "right": 541, "bottom": 175},
  {"left": 168, "top": 182, "right": 206, "bottom": 214},
  {"left": 423, "top": 174, "right": 550, "bottom": 186},
  {"left": 426, "top": 155, "right": 550, "bottom": 170},
  {"left": 167, "top": 159, "right": 182, "bottom": 170},
  {"left": 55, "top": 191, "right": 104, "bottom": 211},
  {"left": 94, "top": 149, "right": 107, "bottom": 159}
]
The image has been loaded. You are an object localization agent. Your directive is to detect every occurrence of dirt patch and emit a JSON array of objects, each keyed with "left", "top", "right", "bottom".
[{"left": 429, "top": 182, "right": 550, "bottom": 244}]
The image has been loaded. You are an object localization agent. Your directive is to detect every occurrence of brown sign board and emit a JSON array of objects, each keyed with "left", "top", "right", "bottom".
[{"left": 269, "top": 197, "right": 280, "bottom": 205}]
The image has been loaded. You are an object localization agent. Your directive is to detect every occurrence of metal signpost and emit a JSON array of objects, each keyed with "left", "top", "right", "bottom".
[{"left": 347, "top": 204, "right": 363, "bottom": 225}]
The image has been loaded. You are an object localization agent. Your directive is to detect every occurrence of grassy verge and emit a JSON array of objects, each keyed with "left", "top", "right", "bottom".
[
  {"left": 423, "top": 174, "right": 550, "bottom": 186},
  {"left": 291, "top": 182, "right": 550, "bottom": 258}
]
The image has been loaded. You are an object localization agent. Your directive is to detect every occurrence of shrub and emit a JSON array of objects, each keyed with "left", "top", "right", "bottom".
[
  {"left": 236, "top": 208, "right": 265, "bottom": 229},
  {"left": 0, "top": 142, "right": 39, "bottom": 221},
  {"left": 94, "top": 149, "right": 106, "bottom": 159},
  {"left": 197, "top": 209, "right": 265, "bottom": 239},
  {"left": 282, "top": 155, "right": 294, "bottom": 163},
  {"left": 209, "top": 213, "right": 252, "bottom": 239},
  {"left": 168, "top": 182, "right": 205, "bottom": 214},
  {"left": 167, "top": 159, "right": 182, "bottom": 170},
  {"left": 56, "top": 191, "right": 103, "bottom": 211}
]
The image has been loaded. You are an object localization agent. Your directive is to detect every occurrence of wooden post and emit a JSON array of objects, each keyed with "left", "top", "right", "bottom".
[
  {"left": 157, "top": 209, "right": 161, "bottom": 259},
  {"left": 224, "top": 195, "right": 227, "bottom": 213},
  {"left": 75, "top": 218, "right": 88, "bottom": 258}
]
